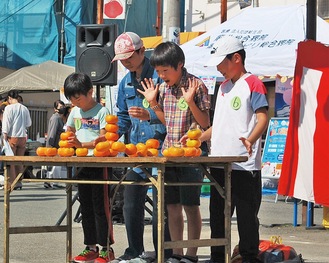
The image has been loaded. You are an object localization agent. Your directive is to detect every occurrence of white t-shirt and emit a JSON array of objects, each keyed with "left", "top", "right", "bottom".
[
  {"left": 210, "top": 73, "right": 268, "bottom": 170},
  {"left": 2, "top": 103, "right": 32, "bottom": 137}
]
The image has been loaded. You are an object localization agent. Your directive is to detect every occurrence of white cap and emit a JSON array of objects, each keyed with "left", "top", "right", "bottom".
[
  {"left": 205, "top": 35, "right": 244, "bottom": 67},
  {"left": 112, "top": 32, "right": 143, "bottom": 62}
]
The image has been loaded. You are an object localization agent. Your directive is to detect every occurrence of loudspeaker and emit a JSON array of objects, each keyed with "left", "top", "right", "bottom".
[{"left": 76, "top": 24, "right": 118, "bottom": 86}]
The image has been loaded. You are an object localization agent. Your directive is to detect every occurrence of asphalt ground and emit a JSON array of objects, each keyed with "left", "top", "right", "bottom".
[{"left": 0, "top": 182, "right": 328, "bottom": 263}]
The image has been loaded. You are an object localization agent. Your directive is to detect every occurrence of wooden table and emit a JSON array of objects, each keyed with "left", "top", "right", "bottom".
[{"left": 1, "top": 155, "right": 247, "bottom": 263}]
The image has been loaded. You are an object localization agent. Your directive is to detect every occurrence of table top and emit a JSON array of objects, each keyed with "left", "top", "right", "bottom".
[{"left": 0, "top": 155, "right": 248, "bottom": 168}]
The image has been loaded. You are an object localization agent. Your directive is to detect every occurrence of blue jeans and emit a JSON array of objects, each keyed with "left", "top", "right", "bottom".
[{"left": 123, "top": 169, "right": 172, "bottom": 258}]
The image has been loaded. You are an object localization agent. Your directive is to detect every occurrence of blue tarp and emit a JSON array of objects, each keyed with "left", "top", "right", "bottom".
[{"left": 0, "top": 0, "right": 159, "bottom": 70}]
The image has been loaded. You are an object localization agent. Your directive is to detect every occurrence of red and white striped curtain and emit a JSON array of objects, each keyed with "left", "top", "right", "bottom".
[{"left": 278, "top": 40, "right": 329, "bottom": 207}]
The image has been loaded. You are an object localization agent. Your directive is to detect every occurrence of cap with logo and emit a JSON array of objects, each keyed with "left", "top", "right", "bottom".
[
  {"left": 111, "top": 32, "right": 143, "bottom": 62},
  {"left": 204, "top": 35, "right": 244, "bottom": 67}
]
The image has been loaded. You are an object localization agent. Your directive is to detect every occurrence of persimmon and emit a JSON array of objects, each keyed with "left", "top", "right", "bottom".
[
  {"left": 105, "top": 123, "right": 119, "bottom": 133},
  {"left": 105, "top": 132, "right": 119, "bottom": 141},
  {"left": 57, "top": 147, "right": 66, "bottom": 157},
  {"left": 147, "top": 148, "right": 159, "bottom": 156},
  {"left": 76, "top": 147, "right": 88, "bottom": 157},
  {"left": 45, "top": 147, "right": 57, "bottom": 157},
  {"left": 195, "top": 147, "right": 202, "bottom": 156},
  {"left": 136, "top": 142, "right": 147, "bottom": 152},
  {"left": 145, "top": 138, "right": 160, "bottom": 149},
  {"left": 36, "top": 147, "right": 47, "bottom": 156},
  {"left": 162, "top": 148, "right": 171, "bottom": 157},
  {"left": 183, "top": 147, "right": 197, "bottom": 157},
  {"left": 93, "top": 148, "right": 109, "bottom": 157},
  {"left": 186, "top": 138, "right": 201, "bottom": 148},
  {"left": 168, "top": 146, "right": 185, "bottom": 157},
  {"left": 95, "top": 141, "right": 111, "bottom": 152},
  {"left": 58, "top": 140, "right": 74, "bottom": 148},
  {"left": 125, "top": 143, "right": 137, "bottom": 156},
  {"left": 111, "top": 141, "right": 126, "bottom": 152},
  {"left": 60, "top": 131, "right": 74, "bottom": 140},
  {"left": 187, "top": 127, "right": 202, "bottom": 139},
  {"left": 60, "top": 147, "right": 75, "bottom": 157},
  {"left": 108, "top": 148, "right": 119, "bottom": 157},
  {"left": 105, "top": 114, "right": 118, "bottom": 124}
]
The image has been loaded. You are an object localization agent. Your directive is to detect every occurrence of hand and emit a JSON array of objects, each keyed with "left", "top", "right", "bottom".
[
  {"left": 239, "top": 137, "right": 252, "bottom": 156},
  {"left": 139, "top": 78, "right": 160, "bottom": 104},
  {"left": 128, "top": 106, "right": 150, "bottom": 120},
  {"left": 179, "top": 134, "right": 189, "bottom": 146},
  {"left": 181, "top": 77, "right": 199, "bottom": 104},
  {"left": 93, "top": 135, "right": 107, "bottom": 146}
]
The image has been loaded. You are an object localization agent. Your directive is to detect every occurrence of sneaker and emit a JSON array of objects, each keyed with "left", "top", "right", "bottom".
[
  {"left": 127, "top": 251, "right": 156, "bottom": 263},
  {"left": 44, "top": 182, "right": 53, "bottom": 189},
  {"left": 73, "top": 246, "right": 99, "bottom": 263},
  {"left": 165, "top": 254, "right": 183, "bottom": 263},
  {"left": 95, "top": 247, "right": 115, "bottom": 263},
  {"left": 110, "top": 254, "right": 134, "bottom": 263},
  {"left": 179, "top": 255, "right": 198, "bottom": 263}
]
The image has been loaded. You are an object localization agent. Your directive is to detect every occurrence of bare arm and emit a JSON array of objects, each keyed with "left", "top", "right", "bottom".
[{"left": 239, "top": 107, "right": 268, "bottom": 156}]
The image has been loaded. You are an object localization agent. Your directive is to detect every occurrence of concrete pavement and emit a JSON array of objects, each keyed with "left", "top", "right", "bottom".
[{"left": 0, "top": 182, "right": 328, "bottom": 263}]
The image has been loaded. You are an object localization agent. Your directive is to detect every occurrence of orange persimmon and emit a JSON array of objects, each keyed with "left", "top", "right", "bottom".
[
  {"left": 111, "top": 141, "right": 126, "bottom": 152},
  {"left": 187, "top": 127, "right": 202, "bottom": 140},
  {"left": 60, "top": 131, "right": 74, "bottom": 141},
  {"left": 45, "top": 147, "right": 58, "bottom": 157},
  {"left": 76, "top": 147, "right": 88, "bottom": 157},
  {"left": 145, "top": 138, "right": 160, "bottom": 149},
  {"left": 95, "top": 141, "right": 111, "bottom": 152},
  {"left": 125, "top": 143, "right": 137, "bottom": 156},
  {"left": 36, "top": 147, "right": 47, "bottom": 156},
  {"left": 105, "top": 114, "right": 118, "bottom": 124},
  {"left": 186, "top": 138, "right": 201, "bottom": 148},
  {"left": 105, "top": 123, "right": 119, "bottom": 133},
  {"left": 105, "top": 132, "right": 119, "bottom": 141}
]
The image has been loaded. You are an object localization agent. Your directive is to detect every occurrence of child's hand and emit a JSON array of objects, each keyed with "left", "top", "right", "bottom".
[
  {"left": 181, "top": 77, "right": 199, "bottom": 104},
  {"left": 128, "top": 106, "right": 150, "bottom": 120},
  {"left": 139, "top": 78, "right": 160, "bottom": 104},
  {"left": 179, "top": 134, "right": 189, "bottom": 146},
  {"left": 239, "top": 137, "right": 252, "bottom": 156},
  {"left": 93, "top": 135, "right": 106, "bottom": 146}
]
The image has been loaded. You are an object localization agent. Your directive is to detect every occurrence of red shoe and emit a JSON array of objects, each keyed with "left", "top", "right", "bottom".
[
  {"left": 73, "top": 246, "right": 99, "bottom": 263},
  {"left": 94, "top": 247, "right": 115, "bottom": 263}
]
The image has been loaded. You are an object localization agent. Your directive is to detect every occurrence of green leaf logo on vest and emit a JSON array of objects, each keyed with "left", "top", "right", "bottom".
[
  {"left": 75, "top": 118, "right": 82, "bottom": 130},
  {"left": 178, "top": 97, "right": 188, "bottom": 111},
  {"left": 142, "top": 98, "right": 150, "bottom": 108},
  {"left": 231, "top": 96, "right": 241, "bottom": 110}
]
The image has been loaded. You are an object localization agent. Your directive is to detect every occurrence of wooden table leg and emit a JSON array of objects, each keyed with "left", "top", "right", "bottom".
[
  {"left": 3, "top": 164, "right": 10, "bottom": 263},
  {"left": 224, "top": 163, "right": 232, "bottom": 263},
  {"left": 157, "top": 164, "right": 165, "bottom": 263},
  {"left": 66, "top": 167, "right": 73, "bottom": 263}
]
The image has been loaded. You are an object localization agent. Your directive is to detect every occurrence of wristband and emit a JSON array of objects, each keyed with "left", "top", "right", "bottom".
[{"left": 151, "top": 104, "right": 161, "bottom": 111}]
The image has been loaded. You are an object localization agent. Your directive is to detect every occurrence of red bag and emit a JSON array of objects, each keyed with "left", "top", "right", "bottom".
[
  {"left": 231, "top": 236, "right": 300, "bottom": 263},
  {"left": 258, "top": 236, "right": 298, "bottom": 263}
]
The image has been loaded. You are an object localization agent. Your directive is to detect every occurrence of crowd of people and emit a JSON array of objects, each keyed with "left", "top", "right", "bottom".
[{"left": 0, "top": 33, "right": 269, "bottom": 263}]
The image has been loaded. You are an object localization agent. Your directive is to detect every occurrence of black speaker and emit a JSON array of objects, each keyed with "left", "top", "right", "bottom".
[{"left": 76, "top": 24, "right": 118, "bottom": 86}]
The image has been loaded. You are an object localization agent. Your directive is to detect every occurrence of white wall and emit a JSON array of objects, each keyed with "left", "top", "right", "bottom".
[{"left": 184, "top": 0, "right": 306, "bottom": 32}]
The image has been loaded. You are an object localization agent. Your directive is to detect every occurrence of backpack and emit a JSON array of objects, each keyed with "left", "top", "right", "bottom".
[{"left": 231, "top": 236, "right": 304, "bottom": 263}]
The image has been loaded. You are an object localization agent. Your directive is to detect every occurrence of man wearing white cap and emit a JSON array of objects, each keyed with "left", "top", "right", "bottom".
[
  {"left": 110, "top": 32, "right": 170, "bottom": 263},
  {"left": 199, "top": 35, "right": 269, "bottom": 263}
]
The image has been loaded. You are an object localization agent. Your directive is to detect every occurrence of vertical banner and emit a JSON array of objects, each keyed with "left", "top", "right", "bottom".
[
  {"left": 104, "top": 0, "right": 126, "bottom": 19},
  {"left": 275, "top": 76, "right": 293, "bottom": 117},
  {"left": 261, "top": 117, "right": 289, "bottom": 179},
  {"left": 278, "top": 40, "right": 329, "bottom": 207}
]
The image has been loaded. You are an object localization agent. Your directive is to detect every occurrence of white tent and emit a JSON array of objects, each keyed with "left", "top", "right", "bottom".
[
  {"left": 181, "top": 4, "right": 329, "bottom": 79},
  {"left": 0, "top": 60, "right": 74, "bottom": 95}
]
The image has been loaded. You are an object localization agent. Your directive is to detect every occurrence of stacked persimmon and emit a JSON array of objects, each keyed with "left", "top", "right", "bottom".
[
  {"left": 57, "top": 131, "right": 75, "bottom": 157},
  {"left": 162, "top": 127, "right": 203, "bottom": 157},
  {"left": 93, "top": 114, "right": 122, "bottom": 157}
]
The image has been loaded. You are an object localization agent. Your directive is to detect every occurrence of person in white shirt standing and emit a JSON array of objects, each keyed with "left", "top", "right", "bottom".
[{"left": 2, "top": 90, "right": 32, "bottom": 189}]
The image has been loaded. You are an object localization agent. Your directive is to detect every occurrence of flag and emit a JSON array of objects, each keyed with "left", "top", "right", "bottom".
[{"left": 277, "top": 40, "right": 329, "bottom": 207}]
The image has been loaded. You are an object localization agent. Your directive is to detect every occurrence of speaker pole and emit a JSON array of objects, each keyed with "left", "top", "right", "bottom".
[{"left": 96, "top": 85, "right": 101, "bottom": 103}]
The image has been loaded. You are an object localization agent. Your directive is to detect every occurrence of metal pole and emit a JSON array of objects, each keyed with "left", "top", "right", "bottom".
[
  {"left": 162, "top": 0, "right": 180, "bottom": 44},
  {"left": 59, "top": 0, "right": 65, "bottom": 64},
  {"left": 306, "top": 0, "right": 317, "bottom": 40},
  {"left": 221, "top": 0, "right": 227, "bottom": 23}
]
